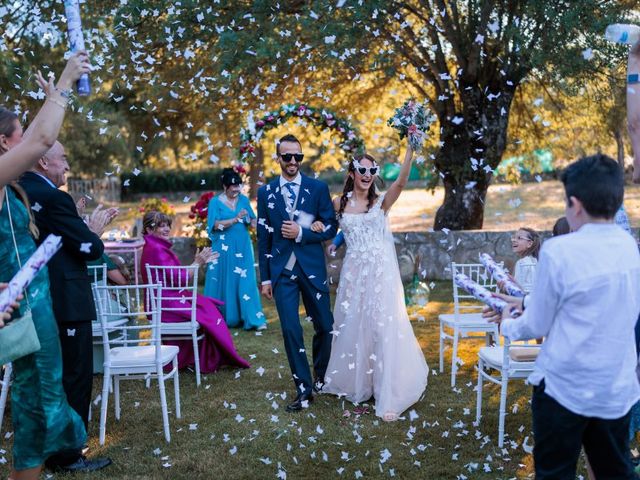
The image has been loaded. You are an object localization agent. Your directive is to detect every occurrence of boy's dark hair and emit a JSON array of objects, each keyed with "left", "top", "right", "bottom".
[
  {"left": 552, "top": 217, "right": 571, "bottom": 236},
  {"left": 276, "top": 134, "right": 301, "bottom": 156},
  {"left": 560, "top": 154, "right": 623, "bottom": 219}
]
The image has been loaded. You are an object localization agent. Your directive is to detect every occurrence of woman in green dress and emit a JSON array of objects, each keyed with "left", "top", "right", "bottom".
[{"left": 0, "top": 53, "right": 90, "bottom": 480}]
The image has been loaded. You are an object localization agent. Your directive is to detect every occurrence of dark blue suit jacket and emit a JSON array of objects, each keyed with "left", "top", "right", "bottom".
[{"left": 257, "top": 175, "right": 337, "bottom": 292}]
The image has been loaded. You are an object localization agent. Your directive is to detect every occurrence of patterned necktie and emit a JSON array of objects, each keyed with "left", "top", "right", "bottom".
[{"left": 283, "top": 182, "right": 297, "bottom": 209}]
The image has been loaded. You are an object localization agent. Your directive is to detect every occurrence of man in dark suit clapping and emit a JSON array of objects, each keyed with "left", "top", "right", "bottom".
[{"left": 20, "top": 141, "right": 113, "bottom": 473}]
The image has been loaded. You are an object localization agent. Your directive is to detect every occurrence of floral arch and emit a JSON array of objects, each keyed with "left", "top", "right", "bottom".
[{"left": 239, "top": 103, "right": 365, "bottom": 160}]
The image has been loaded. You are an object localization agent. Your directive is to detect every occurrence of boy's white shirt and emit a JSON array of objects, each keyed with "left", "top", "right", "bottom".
[{"left": 502, "top": 222, "right": 640, "bottom": 418}]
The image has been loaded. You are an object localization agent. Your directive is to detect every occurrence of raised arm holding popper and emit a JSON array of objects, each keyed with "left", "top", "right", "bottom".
[{"left": 479, "top": 253, "right": 526, "bottom": 298}]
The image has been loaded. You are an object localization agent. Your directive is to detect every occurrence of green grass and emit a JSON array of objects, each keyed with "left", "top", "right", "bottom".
[{"left": 2, "top": 282, "right": 588, "bottom": 479}]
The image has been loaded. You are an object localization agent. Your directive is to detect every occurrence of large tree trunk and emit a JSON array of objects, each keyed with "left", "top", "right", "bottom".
[
  {"left": 248, "top": 146, "right": 264, "bottom": 199},
  {"left": 433, "top": 84, "right": 515, "bottom": 230},
  {"left": 435, "top": 174, "right": 490, "bottom": 230}
]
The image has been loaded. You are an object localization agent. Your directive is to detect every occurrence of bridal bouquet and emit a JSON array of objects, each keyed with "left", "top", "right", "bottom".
[{"left": 387, "top": 98, "right": 436, "bottom": 153}]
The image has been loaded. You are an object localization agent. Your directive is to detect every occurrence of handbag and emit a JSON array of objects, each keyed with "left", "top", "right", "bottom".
[{"left": 0, "top": 187, "right": 41, "bottom": 365}]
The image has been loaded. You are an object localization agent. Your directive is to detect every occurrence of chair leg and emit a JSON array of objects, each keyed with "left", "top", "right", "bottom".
[
  {"left": 192, "top": 333, "right": 201, "bottom": 387},
  {"left": 114, "top": 375, "right": 121, "bottom": 421},
  {"left": 0, "top": 364, "right": 12, "bottom": 436},
  {"left": 173, "top": 358, "right": 181, "bottom": 419},
  {"left": 157, "top": 367, "right": 171, "bottom": 443},
  {"left": 476, "top": 358, "right": 484, "bottom": 423},
  {"left": 451, "top": 328, "right": 459, "bottom": 388},
  {"left": 99, "top": 369, "right": 111, "bottom": 446},
  {"left": 498, "top": 371, "right": 509, "bottom": 448},
  {"left": 439, "top": 321, "right": 445, "bottom": 373}
]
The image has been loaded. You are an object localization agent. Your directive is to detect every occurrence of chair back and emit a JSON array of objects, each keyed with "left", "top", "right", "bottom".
[
  {"left": 451, "top": 262, "right": 499, "bottom": 316},
  {"left": 145, "top": 264, "right": 199, "bottom": 326},
  {"left": 88, "top": 263, "right": 108, "bottom": 286},
  {"left": 93, "top": 283, "right": 163, "bottom": 365}
]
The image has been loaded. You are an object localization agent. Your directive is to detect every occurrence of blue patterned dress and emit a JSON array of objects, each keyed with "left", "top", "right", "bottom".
[
  {"left": 0, "top": 186, "right": 85, "bottom": 470},
  {"left": 204, "top": 194, "right": 265, "bottom": 329}
]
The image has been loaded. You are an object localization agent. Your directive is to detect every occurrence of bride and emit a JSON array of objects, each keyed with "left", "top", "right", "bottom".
[{"left": 313, "top": 143, "right": 428, "bottom": 421}]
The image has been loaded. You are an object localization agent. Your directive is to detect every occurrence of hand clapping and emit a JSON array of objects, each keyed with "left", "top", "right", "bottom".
[{"left": 194, "top": 247, "right": 219, "bottom": 266}]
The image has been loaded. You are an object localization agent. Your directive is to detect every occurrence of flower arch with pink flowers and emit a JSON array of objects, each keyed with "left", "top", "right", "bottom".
[{"left": 239, "top": 103, "right": 365, "bottom": 160}]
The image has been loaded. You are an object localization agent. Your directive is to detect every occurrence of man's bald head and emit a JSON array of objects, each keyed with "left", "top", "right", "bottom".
[{"left": 33, "top": 141, "right": 69, "bottom": 188}]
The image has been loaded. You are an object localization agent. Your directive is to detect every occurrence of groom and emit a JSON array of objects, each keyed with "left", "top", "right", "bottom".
[{"left": 257, "top": 134, "right": 337, "bottom": 412}]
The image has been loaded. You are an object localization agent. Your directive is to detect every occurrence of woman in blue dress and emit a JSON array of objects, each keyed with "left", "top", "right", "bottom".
[{"left": 204, "top": 168, "right": 266, "bottom": 330}]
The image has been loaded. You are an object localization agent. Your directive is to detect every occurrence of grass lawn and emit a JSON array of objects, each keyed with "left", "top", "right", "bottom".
[{"left": 1, "top": 281, "right": 586, "bottom": 479}]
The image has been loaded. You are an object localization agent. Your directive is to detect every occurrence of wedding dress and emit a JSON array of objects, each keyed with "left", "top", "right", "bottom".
[{"left": 324, "top": 193, "right": 428, "bottom": 419}]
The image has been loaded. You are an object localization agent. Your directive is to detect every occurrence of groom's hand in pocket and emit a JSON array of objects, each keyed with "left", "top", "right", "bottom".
[
  {"left": 281, "top": 220, "right": 301, "bottom": 239},
  {"left": 261, "top": 284, "right": 273, "bottom": 300}
]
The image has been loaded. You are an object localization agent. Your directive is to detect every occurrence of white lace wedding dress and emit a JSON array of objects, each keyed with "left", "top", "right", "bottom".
[{"left": 324, "top": 193, "right": 428, "bottom": 419}]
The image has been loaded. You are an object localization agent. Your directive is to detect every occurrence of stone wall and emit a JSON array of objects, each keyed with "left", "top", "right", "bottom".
[{"left": 153, "top": 228, "right": 638, "bottom": 284}]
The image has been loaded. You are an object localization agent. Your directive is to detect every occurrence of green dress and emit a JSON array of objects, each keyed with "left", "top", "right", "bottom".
[{"left": 0, "top": 187, "right": 86, "bottom": 470}]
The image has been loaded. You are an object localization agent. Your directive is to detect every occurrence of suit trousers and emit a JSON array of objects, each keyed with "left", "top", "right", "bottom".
[
  {"left": 532, "top": 380, "right": 636, "bottom": 479},
  {"left": 45, "top": 321, "right": 93, "bottom": 467},
  {"left": 274, "top": 262, "right": 333, "bottom": 396},
  {"left": 58, "top": 321, "right": 94, "bottom": 428}
]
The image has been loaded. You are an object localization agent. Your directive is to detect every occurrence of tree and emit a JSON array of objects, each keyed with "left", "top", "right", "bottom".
[{"left": 198, "top": 0, "right": 631, "bottom": 229}]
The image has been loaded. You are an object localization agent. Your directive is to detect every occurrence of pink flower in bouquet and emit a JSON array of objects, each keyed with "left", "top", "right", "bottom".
[
  {"left": 266, "top": 115, "right": 274, "bottom": 122},
  {"left": 408, "top": 125, "right": 418, "bottom": 135},
  {"left": 256, "top": 120, "right": 265, "bottom": 128}
]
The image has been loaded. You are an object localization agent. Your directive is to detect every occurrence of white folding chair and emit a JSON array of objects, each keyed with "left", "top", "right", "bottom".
[
  {"left": 145, "top": 264, "right": 202, "bottom": 387},
  {"left": 0, "top": 363, "right": 12, "bottom": 435},
  {"left": 476, "top": 337, "right": 539, "bottom": 447},
  {"left": 93, "top": 283, "right": 180, "bottom": 445},
  {"left": 439, "top": 262, "right": 501, "bottom": 387}
]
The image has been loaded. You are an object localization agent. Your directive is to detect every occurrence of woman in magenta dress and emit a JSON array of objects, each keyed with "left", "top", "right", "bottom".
[{"left": 140, "top": 211, "right": 249, "bottom": 372}]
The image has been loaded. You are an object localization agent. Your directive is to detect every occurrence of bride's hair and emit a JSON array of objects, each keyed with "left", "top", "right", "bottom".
[{"left": 337, "top": 154, "right": 379, "bottom": 219}]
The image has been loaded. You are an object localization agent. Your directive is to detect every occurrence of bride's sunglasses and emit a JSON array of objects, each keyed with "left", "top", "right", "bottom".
[
  {"left": 281, "top": 153, "right": 304, "bottom": 164},
  {"left": 355, "top": 165, "right": 379, "bottom": 176}
]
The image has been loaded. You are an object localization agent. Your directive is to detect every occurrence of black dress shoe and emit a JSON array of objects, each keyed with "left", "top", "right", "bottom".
[
  {"left": 47, "top": 456, "right": 112, "bottom": 473},
  {"left": 286, "top": 392, "right": 314, "bottom": 412}
]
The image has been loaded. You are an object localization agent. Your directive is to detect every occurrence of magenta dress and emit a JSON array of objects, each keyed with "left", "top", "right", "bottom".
[{"left": 141, "top": 234, "right": 250, "bottom": 372}]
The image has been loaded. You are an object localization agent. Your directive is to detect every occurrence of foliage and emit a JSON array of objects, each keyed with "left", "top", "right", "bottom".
[
  {"left": 188, "top": 191, "right": 216, "bottom": 248},
  {"left": 122, "top": 169, "right": 223, "bottom": 198},
  {"left": 138, "top": 197, "right": 176, "bottom": 217}
]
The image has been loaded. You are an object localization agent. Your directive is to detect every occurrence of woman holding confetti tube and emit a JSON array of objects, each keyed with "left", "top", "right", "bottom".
[{"left": 0, "top": 53, "right": 111, "bottom": 479}]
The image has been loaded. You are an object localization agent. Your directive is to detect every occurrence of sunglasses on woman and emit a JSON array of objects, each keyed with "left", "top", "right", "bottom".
[
  {"left": 281, "top": 153, "right": 304, "bottom": 163},
  {"left": 353, "top": 159, "right": 379, "bottom": 176}
]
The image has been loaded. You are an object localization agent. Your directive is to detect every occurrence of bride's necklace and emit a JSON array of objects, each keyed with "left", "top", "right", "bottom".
[{"left": 221, "top": 193, "right": 238, "bottom": 210}]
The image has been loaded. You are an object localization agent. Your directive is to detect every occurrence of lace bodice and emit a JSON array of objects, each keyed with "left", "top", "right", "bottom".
[{"left": 339, "top": 194, "right": 387, "bottom": 257}]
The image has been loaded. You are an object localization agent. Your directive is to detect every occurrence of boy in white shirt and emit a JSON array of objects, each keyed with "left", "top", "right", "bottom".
[{"left": 495, "top": 154, "right": 640, "bottom": 479}]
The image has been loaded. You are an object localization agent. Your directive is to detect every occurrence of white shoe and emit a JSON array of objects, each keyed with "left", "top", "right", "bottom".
[{"left": 256, "top": 324, "right": 268, "bottom": 331}]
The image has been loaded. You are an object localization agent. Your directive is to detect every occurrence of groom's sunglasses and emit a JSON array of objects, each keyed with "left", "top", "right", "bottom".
[
  {"left": 281, "top": 153, "right": 304, "bottom": 164},
  {"left": 355, "top": 166, "right": 379, "bottom": 176}
]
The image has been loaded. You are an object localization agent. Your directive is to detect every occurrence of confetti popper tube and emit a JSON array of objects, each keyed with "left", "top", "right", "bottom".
[
  {"left": 0, "top": 235, "right": 62, "bottom": 313},
  {"left": 64, "top": 0, "right": 90, "bottom": 96},
  {"left": 479, "top": 253, "right": 525, "bottom": 298},
  {"left": 454, "top": 272, "right": 509, "bottom": 313}
]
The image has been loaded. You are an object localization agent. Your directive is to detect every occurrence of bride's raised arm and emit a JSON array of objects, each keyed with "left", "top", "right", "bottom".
[{"left": 381, "top": 143, "right": 414, "bottom": 212}]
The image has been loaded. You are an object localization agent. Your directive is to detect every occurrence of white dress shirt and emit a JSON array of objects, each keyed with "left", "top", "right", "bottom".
[{"left": 501, "top": 223, "right": 640, "bottom": 418}]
